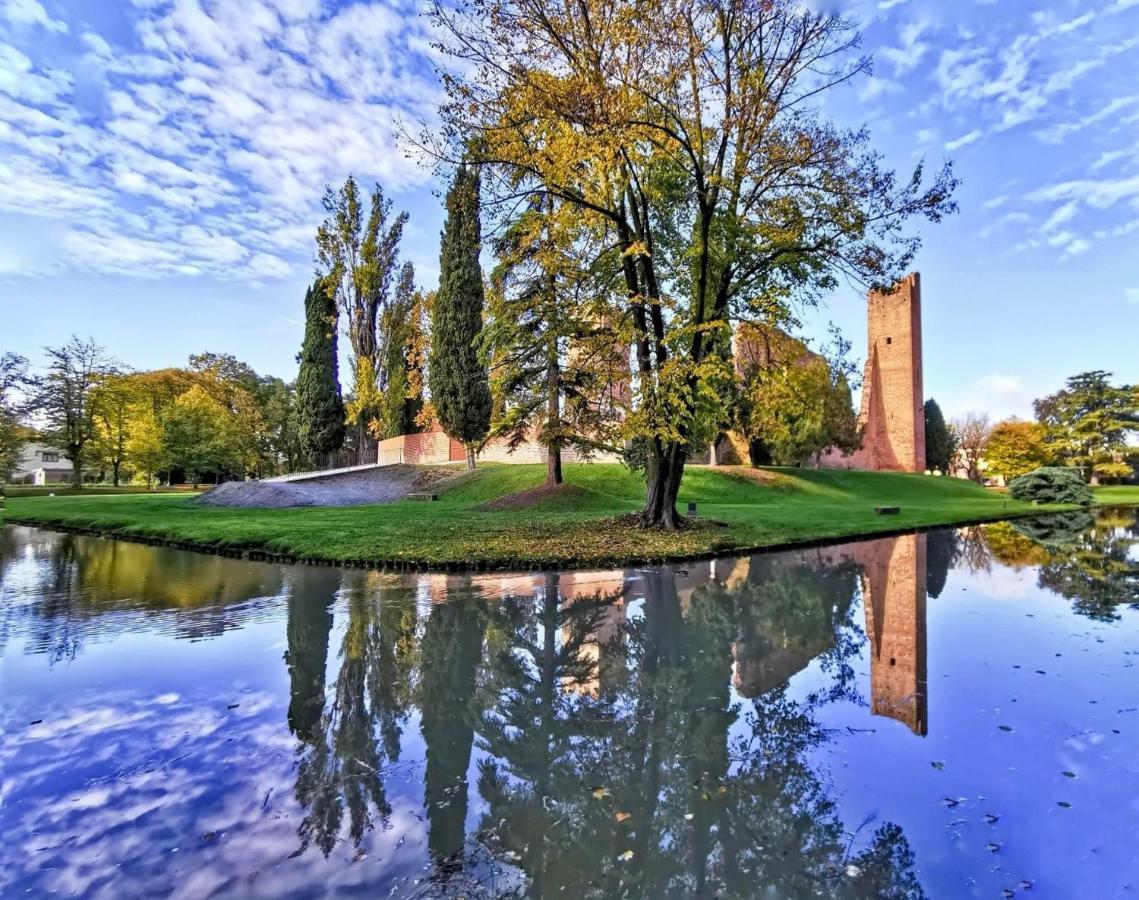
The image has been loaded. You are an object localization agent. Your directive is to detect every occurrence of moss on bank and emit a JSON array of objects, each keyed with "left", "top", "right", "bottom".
[{"left": 4, "top": 465, "right": 1135, "bottom": 570}]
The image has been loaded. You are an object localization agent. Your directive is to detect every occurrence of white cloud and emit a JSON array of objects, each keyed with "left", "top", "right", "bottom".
[
  {"left": 1126, "top": 288, "right": 1139, "bottom": 305},
  {"left": 945, "top": 129, "right": 982, "bottom": 150},
  {"left": 0, "top": 0, "right": 440, "bottom": 282},
  {"left": 1, "top": 0, "right": 68, "bottom": 33}
]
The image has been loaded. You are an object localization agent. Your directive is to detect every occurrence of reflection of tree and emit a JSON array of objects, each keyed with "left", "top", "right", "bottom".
[
  {"left": 474, "top": 561, "right": 925, "bottom": 898},
  {"left": 292, "top": 574, "right": 420, "bottom": 857},
  {"left": 418, "top": 586, "right": 488, "bottom": 865},
  {"left": 982, "top": 510, "right": 1139, "bottom": 621},
  {"left": 285, "top": 568, "right": 338, "bottom": 739},
  {"left": 925, "top": 530, "right": 958, "bottom": 598}
]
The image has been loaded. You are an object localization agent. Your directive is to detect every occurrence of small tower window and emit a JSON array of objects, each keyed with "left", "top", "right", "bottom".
[{"left": 886, "top": 337, "right": 892, "bottom": 345}]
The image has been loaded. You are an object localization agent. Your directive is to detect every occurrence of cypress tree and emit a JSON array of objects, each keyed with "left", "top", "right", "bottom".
[
  {"left": 924, "top": 398, "right": 953, "bottom": 473},
  {"left": 295, "top": 278, "right": 345, "bottom": 458},
  {"left": 429, "top": 162, "right": 492, "bottom": 468}
]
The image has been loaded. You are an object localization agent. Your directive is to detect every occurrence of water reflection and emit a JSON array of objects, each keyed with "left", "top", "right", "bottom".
[{"left": 2, "top": 512, "right": 1137, "bottom": 897}]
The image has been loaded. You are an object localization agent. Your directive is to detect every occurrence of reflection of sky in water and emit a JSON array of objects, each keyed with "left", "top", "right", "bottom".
[{"left": 1, "top": 514, "right": 1137, "bottom": 899}]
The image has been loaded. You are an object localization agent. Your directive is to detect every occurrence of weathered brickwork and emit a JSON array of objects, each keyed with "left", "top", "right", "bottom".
[{"left": 822, "top": 272, "right": 926, "bottom": 472}]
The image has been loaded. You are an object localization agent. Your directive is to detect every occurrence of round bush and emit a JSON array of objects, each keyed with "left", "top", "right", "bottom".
[{"left": 1008, "top": 466, "right": 1094, "bottom": 506}]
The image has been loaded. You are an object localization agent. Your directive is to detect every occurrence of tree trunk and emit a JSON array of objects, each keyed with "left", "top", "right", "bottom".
[
  {"left": 465, "top": 446, "right": 476, "bottom": 470},
  {"left": 112, "top": 460, "right": 121, "bottom": 487},
  {"left": 70, "top": 447, "right": 83, "bottom": 490},
  {"left": 640, "top": 442, "right": 685, "bottom": 529},
  {"left": 545, "top": 331, "right": 562, "bottom": 486}
]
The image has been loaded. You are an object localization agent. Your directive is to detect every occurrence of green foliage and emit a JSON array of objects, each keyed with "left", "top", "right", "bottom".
[
  {"left": 295, "top": 278, "right": 346, "bottom": 456},
  {"left": 1008, "top": 466, "right": 1094, "bottom": 506},
  {"left": 0, "top": 352, "right": 29, "bottom": 480},
  {"left": 163, "top": 385, "right": 237, "bottom": 485},
  {"left": 743, "top": 358, "right": 860, "bottom": 466},
  {"left": 429, "top": 163, "right": 492, "bottom": 460},
  {"left": 983, "top": 419, "right": 1052, "bottom": 481},
  {"left": 1035, "top": 370, "right": 1137, "bottom": 482},
  {"left": 923, "top": 399, "right": 954, "bottom": 473},
  {"left": 378, "top": 263, "right": 424, "bottom": 439}
]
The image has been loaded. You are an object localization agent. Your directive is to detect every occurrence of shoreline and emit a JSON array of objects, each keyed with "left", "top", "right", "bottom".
[{"left": 2, "top": 504, "right": 1083, "bottom": 574}]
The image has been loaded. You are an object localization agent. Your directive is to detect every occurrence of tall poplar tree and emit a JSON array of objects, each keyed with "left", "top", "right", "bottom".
[
  {"left": 295, "top": 278, "right": 346, "bottom": 459},
  {"left": 429, "top": 162, "right": 492, "bottom": 468},
  {"left": 378, "top": 263, "right": 424, "bottom": 439}
]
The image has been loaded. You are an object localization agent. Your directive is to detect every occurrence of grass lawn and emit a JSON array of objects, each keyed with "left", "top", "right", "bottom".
[
  {"left": 4, "top": 463, "right": 1115, "bottom": 569},
  {"left": 3, "top": 484, "right": 197, "bottom": 498}
]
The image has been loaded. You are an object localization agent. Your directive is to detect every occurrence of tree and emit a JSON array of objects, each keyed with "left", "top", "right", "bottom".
[
  {"left": 0, "top": 352, "right": 29, "bottom": 481},
  {"left": 30, "top": 337, "right": 117, "bottom": 488},
  {"left": 295, "top": 277, "right": 346, "bottom": 458},
  {"left": 431, "top": 0, "right": 958, "bottom": 526},
  {"left": 89, "top": 373, "right": 137, "bottom": 486},
  {"left": 923, "top": 399, "right": 954, "bottom": 474},
  {"left": 163, "top": 384, "right": 234, "bottom": 487},
  {"left": 378, "top": 263, "right": 425, "bottom": 439},
  {"left": 983, "top": 419, "right": 1053, "bottom": 482},
  {"left": 1035, "top": 370, "right": 1137, "bottom": 483},
  {"left": 316, "top": 176, "right": 408, "bottom": 443},
  {"left": 952, "top": 413, "right": 991, "bottom": 482},
  {"left": 742, "top": 358, "right": 860, "bottom": 467},
  {"left": 483, "top": 193, "right": 625, "bottom": 484},
  {"left": 429, "top": 162, "right": 493, "bottom": 468}
]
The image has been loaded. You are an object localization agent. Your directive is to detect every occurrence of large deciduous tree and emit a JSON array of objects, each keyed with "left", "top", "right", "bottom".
[
  {"left": 952, "top": 413, "right": 991, "bottom": 483},
  {"left": 983, "top": 420, "right": 1053, "bottom": 482},
  {"left": 316, "top": 176, "right": 408, "bottom": 442},
  {"left": 296, "top": 277, "right": 347, "bottom": 458},
  {"left": 31, "top": 337, "right": 117, "bottom": 488},
  {"left": 429, "top": 162, "right": 493, "bottom": 468},
  {"left": 430, "top": 0, "right": 958, "bottom": 526},
  {"left": 923, "top": 399, "right": 954, "bottom": 474},
  {"left": 0, "top": 352, "right": 29, "bottom": 481}
]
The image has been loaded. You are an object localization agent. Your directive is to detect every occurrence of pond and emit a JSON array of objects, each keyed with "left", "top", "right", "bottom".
[{"left": 1, "top": 510, "right": 1137, "bottom": 898}]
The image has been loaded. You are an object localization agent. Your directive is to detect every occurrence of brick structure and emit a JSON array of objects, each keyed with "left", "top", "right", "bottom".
[{"left": 822, "top": 272, "right": 926, "bottom": 472}]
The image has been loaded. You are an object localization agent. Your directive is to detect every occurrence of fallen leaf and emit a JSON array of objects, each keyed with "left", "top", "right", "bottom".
[{"left": 615, "top": 812, "right": 631, "bottom": 823}]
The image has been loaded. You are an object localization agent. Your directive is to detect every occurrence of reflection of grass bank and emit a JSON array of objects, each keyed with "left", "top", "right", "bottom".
[
  {"left": 3, "top": 465, "right": 1131, "bottom": 570},
  {"left": 1091, "top": 486, "right": 1139, "bottom": 507}
]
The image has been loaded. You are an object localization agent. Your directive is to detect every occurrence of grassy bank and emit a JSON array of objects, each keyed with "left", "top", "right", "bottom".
[{"left": 5, "top": 464, "right": 1119, "bottom": 569}]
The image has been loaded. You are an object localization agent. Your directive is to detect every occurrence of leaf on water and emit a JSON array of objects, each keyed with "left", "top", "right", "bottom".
[
  {"left": 684, "top": 813, "right": 695, "bottom": 821},
  {"left": 998, "top": 725, "right": 1014, "bottom": 732},
  {"left": 617, "top": 850, "right": 634, "bottom": 862},
  {"left": 987, "top": 842, "right": 1002, "bottom": 853},
  {"left": 614, "top": 812, "right": 631, "bottom": 823},
  {"left": 592, "top": 787, "right": 610, "bottom": 800},
  {"left": 1062, "top": 771, "right": 1077, "bottom": 778},
  {"left": 1057, "top": 801, "right": 1072, "bottom": 808},
  {"left": 984, "top": 813, "right": 999, "bottom": 825},
  {"left": 931, "top": 761, "right": 945, "bottom": 770},
  {"left": 942, "top": 798, "right": 959, "bottom": 808}
]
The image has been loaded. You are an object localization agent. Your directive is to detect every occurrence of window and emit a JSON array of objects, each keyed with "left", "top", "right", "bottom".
[
  {"left": 41, "top": 452, "right": 59, "bottom": 463},
  {"left": 886, "top": 337, "right": 892, "bottom": 345}
]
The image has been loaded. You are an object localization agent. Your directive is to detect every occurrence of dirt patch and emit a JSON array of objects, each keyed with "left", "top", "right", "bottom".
[
  {"left": 478, "top": 482, "right": 586, "bottom": 511},
  {"left": 717, "top": 465, "right": 797, "bottom": 490},
  {"left": 198, "top": 465, "right": 466, "bottom": 509}
]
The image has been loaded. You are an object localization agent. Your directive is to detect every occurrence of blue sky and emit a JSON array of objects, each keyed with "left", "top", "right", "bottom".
[{"left": 0, "top": 0, "right": 1136, "bottom": 420}]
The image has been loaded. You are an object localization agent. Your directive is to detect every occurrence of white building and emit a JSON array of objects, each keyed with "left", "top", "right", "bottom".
[{"left": 12, "top": 443, "right": 74, "bottom": 485}]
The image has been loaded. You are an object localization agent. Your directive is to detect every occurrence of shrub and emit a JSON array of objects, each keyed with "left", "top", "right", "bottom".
[{"left": 1008, "top": 466, "right": 1094, "bottom": 506}]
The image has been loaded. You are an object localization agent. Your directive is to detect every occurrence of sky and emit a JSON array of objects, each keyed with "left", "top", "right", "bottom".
[{"left": 0, "top": 0, "right": 1137, "bottom": 421}]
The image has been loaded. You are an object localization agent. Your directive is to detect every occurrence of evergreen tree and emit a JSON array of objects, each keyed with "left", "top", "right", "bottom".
[
  {"left": 295, "top": 278, "right": 345, "bottom": 458},
  {"left": 378, "top": 262, "right": 424, "bottom": 439},
  {"left": 429, "top": 162, "right": 492, "bottom": 468},
  {"left": 923, "top": 398, "right": 954, "bottom": 473}
]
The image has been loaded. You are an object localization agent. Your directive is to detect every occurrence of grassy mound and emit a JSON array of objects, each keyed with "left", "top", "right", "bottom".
[{"left": 4, "top": 463, "right": 1127, "bottom": 570}]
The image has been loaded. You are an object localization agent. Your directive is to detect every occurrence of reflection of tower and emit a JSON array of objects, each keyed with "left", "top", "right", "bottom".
[
  {"left": 559, "top": 570, "right": 628, "bottom": 696},
  {"left": 859, "top": 534, "right": 928, "bottom": 735}
]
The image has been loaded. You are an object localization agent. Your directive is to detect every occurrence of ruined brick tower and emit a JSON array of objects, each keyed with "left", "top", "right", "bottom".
[{"left": 822, "top": 272, "right": 926, "bottom": 472}]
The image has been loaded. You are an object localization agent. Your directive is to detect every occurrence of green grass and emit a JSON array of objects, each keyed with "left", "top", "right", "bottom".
[
  {"left": 2, "top": 484, "right": 197, "bottom": 498},
  {"left": 1090, "top": 485, "right": 1139, "bottom": 507},
  {"left": 1, "top": 463, "right": 1097, "bottom": 569}
]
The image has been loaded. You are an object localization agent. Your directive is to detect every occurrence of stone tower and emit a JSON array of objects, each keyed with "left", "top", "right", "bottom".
[{"left": 861, "top": 273, "right": 926, "bottom": 472}]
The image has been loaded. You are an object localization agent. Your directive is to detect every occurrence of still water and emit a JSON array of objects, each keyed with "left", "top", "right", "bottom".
[{"left": 1, "top": 510, "right": 1137, "bottom": 899}]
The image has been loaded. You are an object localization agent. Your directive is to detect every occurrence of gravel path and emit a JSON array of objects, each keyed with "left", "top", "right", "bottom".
[{"left": 198, "top": 465, "right": 458, "bottom": 508}]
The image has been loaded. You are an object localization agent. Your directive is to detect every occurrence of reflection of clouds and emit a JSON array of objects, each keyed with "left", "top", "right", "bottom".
[
  {"left": 953, "top": 564, "right": 1038, "bottom": 601},
  {"left": 3, "top": 684, "right": 436, "bottom": 898}
]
